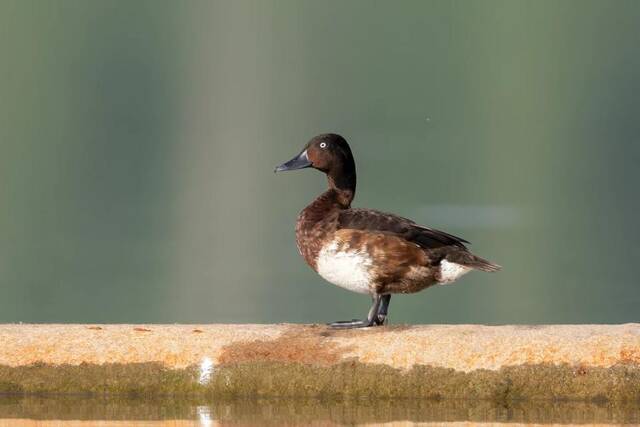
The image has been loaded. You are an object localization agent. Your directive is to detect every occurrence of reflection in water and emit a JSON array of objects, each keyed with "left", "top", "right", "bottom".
[
  {"left": 0, "top": 396, "right": 638, "bottom": 426},
  {"left": 197, "top": 405, "right": 213, "bottom": 427}
]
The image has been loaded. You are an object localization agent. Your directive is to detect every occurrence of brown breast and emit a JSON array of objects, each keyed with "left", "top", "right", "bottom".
[{"left": 295, "top": 209, "right": 338, "bottom": 270}]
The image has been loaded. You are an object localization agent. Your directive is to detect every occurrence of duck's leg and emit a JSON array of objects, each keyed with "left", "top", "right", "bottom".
[
  {"left": 375, "top": 294, "right": 391, "bottom": 325},
  {"left": 329, "top": 294, "right": 382, "bottom": 329}
]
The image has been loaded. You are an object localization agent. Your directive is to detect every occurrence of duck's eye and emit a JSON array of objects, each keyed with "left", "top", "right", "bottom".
[{"left": 319, "top": 142, "right": 327, "bottom": 149}]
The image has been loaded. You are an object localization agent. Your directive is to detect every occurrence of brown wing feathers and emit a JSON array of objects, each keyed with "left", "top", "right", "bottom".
[{"left": 338, "top": 208, "right": 469, "bottom": 250}]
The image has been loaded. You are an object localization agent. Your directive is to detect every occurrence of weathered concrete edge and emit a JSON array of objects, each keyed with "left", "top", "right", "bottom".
[{"left": 1, "top": 324, "right": 639, "bottom": 401}]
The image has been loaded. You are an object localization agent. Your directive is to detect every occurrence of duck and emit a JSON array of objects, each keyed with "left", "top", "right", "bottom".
[{"left": 275, "top": 133, "right": 501, "bottom": 328}]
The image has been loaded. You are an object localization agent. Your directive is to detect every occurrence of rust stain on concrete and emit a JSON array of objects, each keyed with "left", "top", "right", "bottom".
[{"left": 217, "top": 326, "right": 353, "bottom": 366}]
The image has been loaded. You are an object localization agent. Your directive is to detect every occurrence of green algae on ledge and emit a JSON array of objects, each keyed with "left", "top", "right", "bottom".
[{"left": 1, "top": 360, "right": 639, "bottom": 402}]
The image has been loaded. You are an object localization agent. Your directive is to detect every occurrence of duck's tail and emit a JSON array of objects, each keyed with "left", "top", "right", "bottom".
[{"left": 446, "top": 250, "right": 502, "bottom": 273}]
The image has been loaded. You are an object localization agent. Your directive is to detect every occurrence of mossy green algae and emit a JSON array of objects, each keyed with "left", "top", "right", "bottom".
[
  {"left": 1, "top": 361, "right": 639, "bottom": 401},
  {"left": 0, "top": 362, "right": 201, "bottom": 396}
]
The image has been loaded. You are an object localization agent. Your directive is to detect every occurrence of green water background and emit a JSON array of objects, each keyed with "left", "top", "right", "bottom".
[{"left": 1, "top": 0, "right": 639, "bottom": 324}]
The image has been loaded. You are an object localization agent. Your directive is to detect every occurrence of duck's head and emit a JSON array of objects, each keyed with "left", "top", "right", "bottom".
[{"left": 275, "top": 134, "right": 356, "bottom": 193}]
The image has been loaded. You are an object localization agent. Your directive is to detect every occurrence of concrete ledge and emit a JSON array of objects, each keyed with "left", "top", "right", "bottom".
[{"left": 1, "top": 324, "right": 639, "bottom": 401}]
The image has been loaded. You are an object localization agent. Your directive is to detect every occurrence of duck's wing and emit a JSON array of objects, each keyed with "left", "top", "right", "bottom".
[{"left": 337, "top": 208, "right": 469, "bottom": 250}]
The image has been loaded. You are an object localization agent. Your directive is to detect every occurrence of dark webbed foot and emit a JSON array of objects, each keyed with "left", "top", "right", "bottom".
[
  {"left": 328, "top": 294, "right": 391, "bottom": 329},
  {"left": 328, "top": 319, "right": 375, "bottom": 329}
]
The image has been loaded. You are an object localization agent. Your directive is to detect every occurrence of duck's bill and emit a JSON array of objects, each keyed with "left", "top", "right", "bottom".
[{"left": 274, "top": 150, "right": 311, "bottom": 172}]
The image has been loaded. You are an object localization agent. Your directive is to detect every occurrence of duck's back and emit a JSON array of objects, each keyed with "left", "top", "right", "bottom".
[
  {"left": 336, "top": 208, "right": 469, "bottom": 250},
  {"left": 336, "top": 208, "right": 500, "bottom": 278}
]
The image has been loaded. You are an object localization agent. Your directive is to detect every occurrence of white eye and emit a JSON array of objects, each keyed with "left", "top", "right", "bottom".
[{"left": 319, "top": 142, "right": 327, "bottom": 149}]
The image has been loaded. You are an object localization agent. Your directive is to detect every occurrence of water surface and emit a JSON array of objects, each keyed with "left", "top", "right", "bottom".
[{"left": 0, "top": 396, "right": 638, "bottom": 426}]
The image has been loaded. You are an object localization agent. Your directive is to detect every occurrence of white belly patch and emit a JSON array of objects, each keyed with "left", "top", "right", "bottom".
[
  {"left": 439, "top": 259, "right": 471, "bottom": 284},
  {"left": 316, "top": 242, "right": 373, "bottom": 294}
]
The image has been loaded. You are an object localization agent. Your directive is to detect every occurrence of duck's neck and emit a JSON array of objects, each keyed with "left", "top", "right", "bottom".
[
  {"left": 327, "top": 165, "right": 356, "bottom": 208},
  {"left": 301, "top": 188, "right": 349, "bottom": 222},
  {"left": 298, "top": 161, "right": 357, "bottom": 225},
  {"left": 300, "top": 175, "right": 355, "bottom": 224}
]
